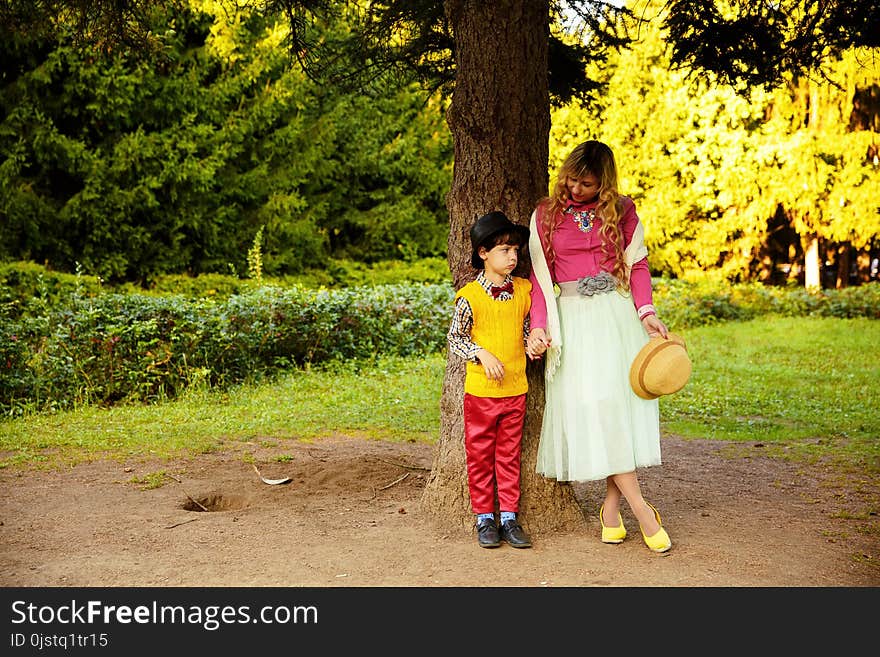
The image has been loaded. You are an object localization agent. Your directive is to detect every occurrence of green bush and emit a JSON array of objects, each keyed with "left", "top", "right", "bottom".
[
  {"left": 0, "top": 282, "right": 455, "bottom": 415},
  {"left": 2, "top": 261, "right": 877, "bottom": 416},
  {"left": 0, "top": 262, "right": 103, "bottom": 319},
  {"left": 654, "top": 279, "right": 880, "bottom": 329},
  {"left": 314, "top": 257, "right": 452, "bottom": 287},
  {"left": 116, "top": 273, "right": 260, "bottom": 300},
  {"left": 1, "top": 259, "right": 452, "bottom": 317}
]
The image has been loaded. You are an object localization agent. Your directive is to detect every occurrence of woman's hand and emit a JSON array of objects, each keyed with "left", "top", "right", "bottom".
[
  {"left": 526, "top": 327, "right": 550, "bottom": 360},
  {"left": 642, "top": 314, "right": 668, "bottom": 338}
]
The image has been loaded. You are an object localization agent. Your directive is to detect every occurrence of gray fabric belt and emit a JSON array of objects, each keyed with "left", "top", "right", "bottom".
[{"left": 557, "top": 273, "right": 620, "bottom": 297}]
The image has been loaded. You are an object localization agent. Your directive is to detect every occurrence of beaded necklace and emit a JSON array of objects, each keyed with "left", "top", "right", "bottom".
[{"left": 565, "top": 205, "right": 596, "bottom": 233}]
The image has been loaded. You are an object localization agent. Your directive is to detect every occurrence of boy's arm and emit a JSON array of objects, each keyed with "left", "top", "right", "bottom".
[
  {"left": 447, "top": 296, "right": 481, "bottom": 362},
  {"left": 447, "top": 295, "right": 504, "bottom": 380}
]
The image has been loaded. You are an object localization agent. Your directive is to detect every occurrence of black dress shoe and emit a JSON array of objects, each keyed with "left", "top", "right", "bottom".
[
  {"left": 476, "top": 518, "right": 501, "bottom": 548},
  {"left": 500, "top": 519, "right": 532, "bottom": 548}
]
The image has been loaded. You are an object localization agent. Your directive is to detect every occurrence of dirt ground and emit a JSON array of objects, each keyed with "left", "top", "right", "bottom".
[{"left": 1, "top": 434, "right": 878, "bottom": 588}]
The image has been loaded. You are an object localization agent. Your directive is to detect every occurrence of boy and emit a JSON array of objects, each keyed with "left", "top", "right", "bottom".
[{"left": 446, "top": 211, "right": 544, "bottom": 548}]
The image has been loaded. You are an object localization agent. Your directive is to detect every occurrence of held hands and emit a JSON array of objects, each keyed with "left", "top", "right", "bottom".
[
  {"left": 526, "top": 327, "right": 551, "bottom": 360},
  {"left": 642, "top": 314, "right": 668, "bottom": 338},
  {"left": 477, "top": 349, "right": 505, "bottom": 381}
]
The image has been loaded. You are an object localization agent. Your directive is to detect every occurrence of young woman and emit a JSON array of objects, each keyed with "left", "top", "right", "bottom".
[{"left": 526, "top": 140, "right": 673, "bottom": 553}]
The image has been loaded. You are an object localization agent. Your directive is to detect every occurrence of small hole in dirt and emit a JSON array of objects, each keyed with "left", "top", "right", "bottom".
[{"left": 181, "top": 493, "right": 248, "bottom": 512}]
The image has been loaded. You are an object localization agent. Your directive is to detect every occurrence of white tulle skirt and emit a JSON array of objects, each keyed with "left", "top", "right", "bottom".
[{"left": 536, "top": 288, "right": 661, "bottom": 482}]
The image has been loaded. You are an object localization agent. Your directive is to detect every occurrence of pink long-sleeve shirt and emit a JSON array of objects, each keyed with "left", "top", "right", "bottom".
[{"left": 527, "top": 195, "right": 654, "bottom": 330}]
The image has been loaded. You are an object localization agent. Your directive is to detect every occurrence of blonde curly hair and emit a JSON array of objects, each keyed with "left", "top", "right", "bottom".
[{"left": 539, "top": 140, "right": 628, "bottom": 290}]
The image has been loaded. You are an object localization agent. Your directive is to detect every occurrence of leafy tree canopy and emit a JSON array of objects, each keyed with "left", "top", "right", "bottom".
[{"left": 3, "top": 1, "right": 878, "bottom": 95}]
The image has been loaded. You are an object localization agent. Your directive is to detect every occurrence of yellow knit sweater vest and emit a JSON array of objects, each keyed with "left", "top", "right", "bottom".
[{"left": 456, "top": 277, "right": 531, "bottom": 397}]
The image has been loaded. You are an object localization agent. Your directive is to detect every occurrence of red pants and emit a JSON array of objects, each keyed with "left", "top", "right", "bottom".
[{"left": 463, "top": 393, "right": 526, "bottom": 515}]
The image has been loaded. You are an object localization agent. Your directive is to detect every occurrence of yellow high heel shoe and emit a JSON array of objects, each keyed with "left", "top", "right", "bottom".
[
  {"left": 640, "top": 502, "right": 672, "bottom": 553},
  {"left": 599, "top": 503, "right": 626, "bottom": 544}
]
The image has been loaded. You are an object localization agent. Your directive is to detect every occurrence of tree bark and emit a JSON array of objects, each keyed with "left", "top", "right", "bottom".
[
  {"left": 835, "top": 243, "right": 851, "bottom": 289},
  {"left": 419, "top": 0, "right": 585, "bottom": 535}
]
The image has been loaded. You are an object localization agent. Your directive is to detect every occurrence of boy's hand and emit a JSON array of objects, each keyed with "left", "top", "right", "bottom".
[{"left": 476, "top": 350, "right": 505, "bottom": 381}]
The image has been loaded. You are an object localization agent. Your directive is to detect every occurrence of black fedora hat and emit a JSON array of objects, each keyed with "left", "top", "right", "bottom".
[{"left": 469, "top": 211, "right": 530, "bottom": 269}]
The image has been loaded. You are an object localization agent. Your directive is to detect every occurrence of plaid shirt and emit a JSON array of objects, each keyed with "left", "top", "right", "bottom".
[{"left": 447, "top": 272, "right": 531, "bottom": 362}]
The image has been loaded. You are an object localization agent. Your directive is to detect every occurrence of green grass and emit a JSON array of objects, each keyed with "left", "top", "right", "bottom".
[
  {"left": 129, "top": 470, "right": 169, "bottom": 490},
  {"left": 0, "top": 354, "right": 446, "bottom": 469},
  {"left": 1, "top": 316, "right": 877, "bottom": 474},
  {"left": 661, "top": 316, "right": 880, "bottom": 470}
]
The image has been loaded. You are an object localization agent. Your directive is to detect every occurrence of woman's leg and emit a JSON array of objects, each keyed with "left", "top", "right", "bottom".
[
  {"left": 601, "top": 477, "right": 623, "bottom": 527},
  {"left": 609, "top": 471, "right": 661, "bottom": 536}
]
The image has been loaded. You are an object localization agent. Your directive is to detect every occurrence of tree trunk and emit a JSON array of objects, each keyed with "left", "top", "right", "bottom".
[
  {"left": 804, "top": 234, "right": 821, "bottom": 290},
  {"left": 835, "top": 243, "right": 851, "bottom": 289},
  {"left": 419, "top": 0, "right": 585, "bottom": 535}
]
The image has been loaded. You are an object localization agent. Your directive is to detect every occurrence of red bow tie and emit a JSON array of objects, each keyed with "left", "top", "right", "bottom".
[{"left": 490, "top": 281, "right": 514, "bottom": 299}]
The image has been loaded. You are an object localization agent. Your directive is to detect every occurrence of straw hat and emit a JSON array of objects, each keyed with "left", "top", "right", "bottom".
[{"left": 629, "top": 333, "right": 692, "bottom": 400}]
